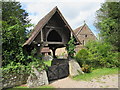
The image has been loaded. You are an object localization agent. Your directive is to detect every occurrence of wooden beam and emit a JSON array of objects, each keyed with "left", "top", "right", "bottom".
[
  {"left": 71, "top": 32, "right": 73, "bottom": 37},
  {"left": 41, "top": 29, "right": 43, "bottom": 42},
  {"left": 46, "top": 26, "right": 63, "bottom": 30},
  {"left": 44, "top": 42, "right": 65, "bottom": 44}
]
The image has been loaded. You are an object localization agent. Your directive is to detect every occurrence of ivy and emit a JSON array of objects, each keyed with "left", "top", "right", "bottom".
[{"left": 66, "top": 37, "right": 75, "bottom": 58}]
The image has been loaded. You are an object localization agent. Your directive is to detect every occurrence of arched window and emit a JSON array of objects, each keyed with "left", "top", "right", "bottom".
[{"left": 47, "top": 30, "right": 62, "bottom": 42}]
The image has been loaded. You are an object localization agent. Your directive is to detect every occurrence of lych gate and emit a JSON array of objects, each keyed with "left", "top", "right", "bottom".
[
  {"left": 23, "top": 6, "right": 80, "bottom": 81},
  {"left": 23, "top": 6, "right": 80, "bottom": 58}
]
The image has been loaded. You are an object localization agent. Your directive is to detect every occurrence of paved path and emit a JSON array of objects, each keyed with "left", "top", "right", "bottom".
[{"left": 50, "top": 74, "right": 118, "bottom": 88}]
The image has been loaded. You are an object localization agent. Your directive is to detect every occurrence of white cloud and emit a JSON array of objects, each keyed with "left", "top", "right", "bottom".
[
  {"left": 18, "top": 0, "right": 105, "bottom": 35},
  {"left": 18, "top": 0, "right": 105, "bottom": 3}
]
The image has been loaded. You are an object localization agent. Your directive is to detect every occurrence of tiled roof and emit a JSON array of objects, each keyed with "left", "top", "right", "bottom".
[
  {"left": 74, "top": 26, "right": 83, "bottom": 35},
  {"left": 74, "top": 23, "right": 97, "bottom": 39}
]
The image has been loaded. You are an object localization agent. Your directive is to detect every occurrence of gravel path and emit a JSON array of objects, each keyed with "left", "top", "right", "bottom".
[{"left": 50, "top": 74, "right": 118, "bottom": 88}]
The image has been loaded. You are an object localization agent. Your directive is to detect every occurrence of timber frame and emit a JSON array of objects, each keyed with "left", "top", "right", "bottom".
[{"left": 23, "top": 6, "right": 81, "bottom": 58}]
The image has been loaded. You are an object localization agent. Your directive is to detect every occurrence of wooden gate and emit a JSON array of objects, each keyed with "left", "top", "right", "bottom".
[{"left": 46, "top": 62, "right": 69, "bottom": 81}]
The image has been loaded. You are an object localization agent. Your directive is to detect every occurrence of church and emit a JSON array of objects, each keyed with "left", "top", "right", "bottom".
[{"left": 74, "top": 22, "right": 97, "bottom": 52}]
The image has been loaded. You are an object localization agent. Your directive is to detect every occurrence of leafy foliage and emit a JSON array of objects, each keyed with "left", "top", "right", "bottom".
[
  {"left": 2, "top": 18, "right": 29, "bottom": 66},
  {"left": 81, "top": 64, "right": 92, "bottom": 73},
  {"left": 75, "top": 2, "right": 120, "bottom": 71},
  {"left": 2, "top": 2, "right": 30, "bottom": 26},
  {"left": 75, "top": 41, "right": 119, "bottom": 69},
  {"left": 66, "top": 37, "right": 75, "bottom": 58},
  {"left": 27, "top": 48, "right": 48, "bottom": 72},
  {"left": 1, "top": 1, "right": 40, "bottom": 80},
  {"left": 85, "top": 41, "right": 119, "bottom": 68},
  {"left": 2, "top": 62, "right": 30, "bottom": 76},
  {"left": 2, "top": 2, "right": 31, "bottom": 66},
  {"left": 75, "top": 49, "right": 89, "bottom": 66},
  {"left": 95, "top": 2, "right": 120, "bottom": 51},
  {"left": 75, "top": 49, "right": 92, "bottom": 73},
  {"left": 2, "top": 2, "right": 48, "bottom": 79}
]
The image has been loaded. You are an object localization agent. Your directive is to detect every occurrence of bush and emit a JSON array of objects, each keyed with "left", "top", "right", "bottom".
[
  {"left": 75, "top": 41, "right": 119, "bottom": 69},
  {"left": 85, "top": 41, "right": 119, "bottom": 68},
  {"left": 27, "top": 48, "right": 48, "bottom": 72},
  {"left": 2, "top": 62, "right": 30, "bottom": 77},
  {"left": 82, "top": 64, "right": 92, "bottom": 73},
  {"left": 75, "top": 49, "right": 89, "bottom": 67}
]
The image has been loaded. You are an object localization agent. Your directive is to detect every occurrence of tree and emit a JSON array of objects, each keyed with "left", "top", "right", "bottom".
[
  {"left": 95, "top": 2, "right": 120, "bottom": 51},
  {"left": 2, "top": 1, "right": 31, "bottom": 66},
  {"left": 2, "top": 2, "right": 30, "bottom": 26}
]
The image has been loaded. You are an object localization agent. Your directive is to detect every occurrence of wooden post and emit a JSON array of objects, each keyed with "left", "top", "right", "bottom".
[
  {"left": 41, "top": 29, "right": 43, "bottom": 42},
  {"left": 71, "top": 32, "right": 73, "bottom": 37},
  {"left": 52, "top": 48, "right": 56, "bottom": 58}
]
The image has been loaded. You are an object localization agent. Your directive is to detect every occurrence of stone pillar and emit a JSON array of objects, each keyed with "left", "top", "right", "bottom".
[
  {"left": 69, "top": 59, "right": 84, "bottom": 77},
  {"left": 27, "top": 66, "right": 49, "bottom": 88}
]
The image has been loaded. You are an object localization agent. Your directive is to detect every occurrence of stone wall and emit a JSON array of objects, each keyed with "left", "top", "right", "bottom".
[
  {"left": 0, "top": 77, "right": 2, "bottom": 90},
  {"left": 2, "top": 67, "right": 49, "bottom": 88},
  {"left": 2, "top": 73, "right": 29, "bottom": 89},
  {"left": 2, "top": 60, "right": 83, "bottom": 89},
  {"left": 0, "top": 69, "right": 2, "bottom": 90}
]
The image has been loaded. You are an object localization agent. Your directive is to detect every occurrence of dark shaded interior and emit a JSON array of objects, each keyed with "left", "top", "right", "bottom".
[{"left": 47, "top": 30, "right": 62, "bottom": 42}]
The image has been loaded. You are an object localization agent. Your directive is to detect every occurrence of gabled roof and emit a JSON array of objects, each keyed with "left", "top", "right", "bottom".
[
  {"left": 74, "top": 23, "right": 96, "bottom": 37},
  {"left": 23, "top": 6, "right": 80, "bottom": 46},
  {"left": 74, "top": 24, "right": 86, "bottom": 36}
]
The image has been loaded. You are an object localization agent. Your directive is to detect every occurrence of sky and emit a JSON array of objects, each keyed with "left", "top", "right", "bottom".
[{"left": 17, "top": 0, "right": 105, "bottom": 36}]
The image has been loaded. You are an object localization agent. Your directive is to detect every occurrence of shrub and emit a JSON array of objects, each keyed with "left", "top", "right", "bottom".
[
  {"left": 75, "top": 49, "right": 89, "bottom": 67},
  {"left": 85, "top": 41, "right": 119, "bottom": 68},
  {"left": 2, "top": 62, "right": 31, "bottom": 77},
  {"left": 27, "top": 48, "right": 48, "bottom": 72},
  {"left": 82, "top": 64, "right": 92, "bottom": 73},
  {"left": 75, "top": 41, "right": 119, "bottom": 69}
]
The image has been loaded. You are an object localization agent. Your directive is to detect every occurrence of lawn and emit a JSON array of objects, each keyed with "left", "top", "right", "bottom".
[
  {"left": 6, "top": 85, "right": 55, "bottom": 90},
  {"left": 73, "top": 68, "right": 118, "bottom": 81},
  {"left": 38, "top": 85, "right": 55, "bottom": 89}
]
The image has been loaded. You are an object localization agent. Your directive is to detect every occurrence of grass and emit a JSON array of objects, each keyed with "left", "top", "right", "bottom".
[
  {"left": 38, "top": 85, "right": 55, "bottom": 88},
  {"left": 6, "top": 85, "right": 55, "bottom": 90},
  {"left": 73, "top": 68, "right": 118, "bottom": 81},
  {"left": 14, "top": 86, "right": 28, "bottom": 88},
  {"left": 44, "top": 60, "right": 52, "bottom": 66}
]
